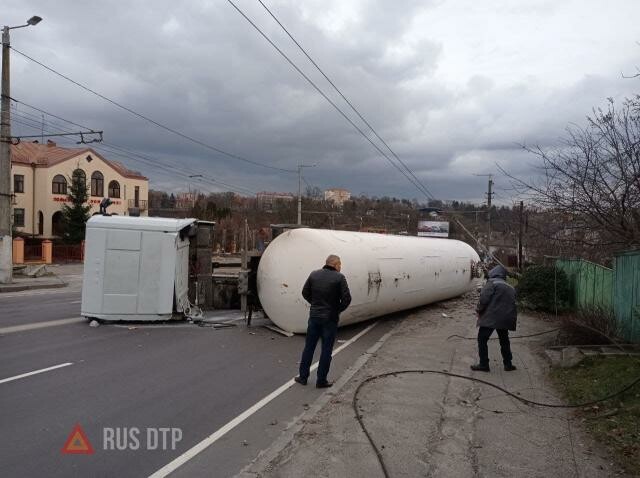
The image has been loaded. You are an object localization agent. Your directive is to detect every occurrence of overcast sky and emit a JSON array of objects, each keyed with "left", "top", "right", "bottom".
[{"left": 5, "top": 0, "right": 640, "bottom": 203}]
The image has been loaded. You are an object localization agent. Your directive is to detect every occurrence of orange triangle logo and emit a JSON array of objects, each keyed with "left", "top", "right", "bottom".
[{"left": 61, "top": 424, "right": 94, "bottom": 454}]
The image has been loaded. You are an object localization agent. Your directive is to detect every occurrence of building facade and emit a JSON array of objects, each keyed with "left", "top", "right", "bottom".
[
  {"left": 10, "top": 141, "right": 148, "bottom": 238},
  {"left": 256, "top": 191, "right": 295, "bottom": 211},
  {"left": 324, "top": 188, "right": 351, "bottom": 206}
]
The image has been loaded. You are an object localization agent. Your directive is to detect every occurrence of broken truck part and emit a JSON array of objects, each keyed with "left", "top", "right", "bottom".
[{"left": 81, "top": 216, "right": 202, "bottom": 321}]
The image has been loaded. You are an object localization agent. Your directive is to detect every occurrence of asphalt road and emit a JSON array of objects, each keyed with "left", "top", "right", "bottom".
[
  {"left": 0, "top": 265, "right": 84, "bottom": 327},
  {"left": 0, "top": 284, "right": 392, "bottom": 478}
]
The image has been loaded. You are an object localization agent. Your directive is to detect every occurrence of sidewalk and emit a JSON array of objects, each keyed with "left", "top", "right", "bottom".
[
  {"left": 239, "top": 293, "right": 626, "bottom": 478},
  {"left": 0, "top": 263, "right": 82, "bottom": 293}
]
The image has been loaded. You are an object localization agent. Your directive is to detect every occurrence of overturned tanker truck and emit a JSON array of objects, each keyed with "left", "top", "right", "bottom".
[{"left": 257, "top": 228, "right": 482, "bottom": 334}]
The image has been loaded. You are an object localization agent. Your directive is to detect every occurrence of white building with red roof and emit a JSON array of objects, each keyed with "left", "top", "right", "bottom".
[{"left": 10, "top": 141, "right": 149, "bottom": 238}]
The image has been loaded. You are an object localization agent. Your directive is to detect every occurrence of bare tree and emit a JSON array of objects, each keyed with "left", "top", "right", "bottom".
[{"left": 502, "top": 97, "right": 640, "bottom": 259}]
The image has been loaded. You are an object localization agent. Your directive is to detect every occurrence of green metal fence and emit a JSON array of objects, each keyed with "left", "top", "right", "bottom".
[
  {"left": 556, "top": 258, "right": 613, "bottom": 312},
  {"left": 613, "top": 251, "right": 640, "bottom": 343}
]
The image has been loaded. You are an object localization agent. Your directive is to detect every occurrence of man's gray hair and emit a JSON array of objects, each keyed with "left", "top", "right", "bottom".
[{"left": 325, "top": 254, "right": 341, "bottom": 266}]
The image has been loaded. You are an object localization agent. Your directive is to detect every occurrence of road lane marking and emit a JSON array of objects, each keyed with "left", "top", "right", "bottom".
[
  {"left": 148, "top": 321, "right": 379, "bottom": 478},
  {"left": 0, "top": 317, "right": 85, "bottom": 335},
  {"left": 0, "top": 362, "right": 73, "bottom": 385}
]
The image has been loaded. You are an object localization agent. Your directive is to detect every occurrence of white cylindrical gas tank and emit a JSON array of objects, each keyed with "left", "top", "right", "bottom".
[{"left": 257, "top": 228, "right": 481, "bottom": 333}]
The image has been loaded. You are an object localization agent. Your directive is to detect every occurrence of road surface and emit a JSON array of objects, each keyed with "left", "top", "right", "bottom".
[{"left": 0, "top": 269, "right": 390, "bottom": 477}]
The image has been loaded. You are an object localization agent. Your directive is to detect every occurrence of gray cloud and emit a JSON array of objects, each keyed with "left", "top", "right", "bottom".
[{"left": 5, "top": 0, "right": 640, "bottom": 202}]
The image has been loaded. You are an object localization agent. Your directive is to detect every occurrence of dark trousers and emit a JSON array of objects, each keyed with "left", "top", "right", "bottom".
[
  {"left": 299, "top": 318, "right": 338, "bottom": 383},
  {"left": 477, "top": 326, "right": 513, "bottom": 366}
]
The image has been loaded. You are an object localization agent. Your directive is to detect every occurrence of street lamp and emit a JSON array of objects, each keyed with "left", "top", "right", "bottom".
[
  {"left": 297, "top": 163, "right": 316, "bottom": 225},
  {"left": 27, "top": 16, "right": 43, "bottom": 26},
  {"left": 1, "top": 15, "right": 43, "bottom": 284}
]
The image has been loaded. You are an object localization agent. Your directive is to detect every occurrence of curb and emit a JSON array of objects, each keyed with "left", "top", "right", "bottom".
[
  {"left": 234, "top": 319, "right": 399, "bottom": 478},
  {"left": 0, "top": 279, "right": 67, "bottom": 293}
]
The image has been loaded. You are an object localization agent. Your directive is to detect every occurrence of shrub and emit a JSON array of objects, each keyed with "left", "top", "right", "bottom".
[{"left": 516, "top": 265, "right": 570, "bottom": 313}]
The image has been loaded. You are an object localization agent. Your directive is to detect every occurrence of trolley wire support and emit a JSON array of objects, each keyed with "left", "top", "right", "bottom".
[{"left": 7, "top": 129, "right": 103, "bottom": 145}]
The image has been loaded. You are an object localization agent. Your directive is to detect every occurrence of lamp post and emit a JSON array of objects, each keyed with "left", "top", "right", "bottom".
[
  {"left": 297, "top": 163, "right": 315, "bottom": 225},
  {"left": 1, "top": 15, "right": 42, "bottom": 284}
]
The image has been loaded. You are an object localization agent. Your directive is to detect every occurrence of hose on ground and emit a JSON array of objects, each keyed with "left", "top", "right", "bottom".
[
  {"left": 355, "top": 319, "right": 639, "bottom": 478},
  {"left": 446, "top": 327, "right": 561, "bottom": 341},
  {"left": 352, "top": 369, "right": 640, "bottom": 478}
]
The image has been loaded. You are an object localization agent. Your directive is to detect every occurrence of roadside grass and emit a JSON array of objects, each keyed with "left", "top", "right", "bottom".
[{"left": 551, "top": 355, "right": 640, "bottom": 475}]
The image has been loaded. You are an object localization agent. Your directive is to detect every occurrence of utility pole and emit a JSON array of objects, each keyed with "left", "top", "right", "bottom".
[
  {"left": 0, "top": 16, "right": 42, "bottom": 284},
  {"left": 474, "top": 173, "right": 494, "bottom": 240},
  {"left": 518, "top": 200, "right": 524, "bottom": 271},
  {"left": 297, "top": 163, "right": 315, "bottom": 225},
  {"left": 486, "top": 174, "right": 493, "bottom": 239}
]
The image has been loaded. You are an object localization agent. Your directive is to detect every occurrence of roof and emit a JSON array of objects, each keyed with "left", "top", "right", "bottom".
[
  {"left": 11, "top": 141, "right": 147, "bottom": 180},
  {"left": 87, "top": 215, "right": 196, "bottom": 232},
  {"left": 325, "top": 188, "right": 350, "bottom": 193}
]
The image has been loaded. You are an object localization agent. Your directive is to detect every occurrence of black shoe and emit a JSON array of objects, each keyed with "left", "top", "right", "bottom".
[
  {"left": 316, "top": 381, "right": 333, "bottom": 389},
  {"left": 294, "top": 376, "right": 307, "bottom": 386},
  {"left": 504, "top": 364, "right": 517, "bottom": 372},
  {"left": 470, "top": 364, "right": 490, "bottom": 372}
]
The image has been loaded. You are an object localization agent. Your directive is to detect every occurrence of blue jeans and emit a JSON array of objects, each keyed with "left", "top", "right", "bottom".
[{"left": 299, "top": 318, "right": 338, "bottom": 383}]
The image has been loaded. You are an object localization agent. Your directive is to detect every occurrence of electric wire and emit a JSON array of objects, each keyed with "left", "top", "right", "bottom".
[
  {"left": 255, "top": 0, "right": 436, "bottom": 200},
  {"left": 353, "top": 311, "right": 640, "bottom": 478},
  {"left": 11, "top": 110, "right": 256, "bottom": 196},
  {"left": 353, "top": 369, "right": 640, "bottom": 478},
  {"left": 9, "top": 47, "right": 295, "bottom": 174},
  {"left": 446, "top": 328, "right": 562, "bottom": 341},
  {"left": 11, "top": 116, "right": 193, "bottom": 186},
  {"left": 225, "top": 0, "right": 434, "bottom": 200},
  {"left": 10, "top": 101, "right": 258, "bottom": 195}
]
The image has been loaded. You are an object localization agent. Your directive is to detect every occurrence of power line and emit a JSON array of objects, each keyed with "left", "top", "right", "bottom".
[
  {"left": 255, "top": 0, "right": 435, "bottom": 200},
  {"left": 10, "top": 99, "right": 258, "bottom": 194},
  {"left": 15, "top": 116, "right": 251, "bottom": 195},
  {"left": 9, "top": 47, "right": 295, "bottom": 174},
  {"left": 225, "top": 0, "right": 434, "bottom": 200},
  {"left": 11, "top": 106, "right": 258, "bottom": 196}
]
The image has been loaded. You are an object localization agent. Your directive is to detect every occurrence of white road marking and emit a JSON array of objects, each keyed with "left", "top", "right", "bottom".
[
  {"left": 0, "top": 317, "right": 85, "bottom": 335},
  {"left": 0, "top": 362, "right": 73, "bottom": 385},
  {"left": 148, "top": 321, "right": 379, "bottom": 478}
]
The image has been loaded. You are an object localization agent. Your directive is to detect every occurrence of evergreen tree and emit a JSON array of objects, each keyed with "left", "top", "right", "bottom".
[{"left": 61, "top": 169, "right": 91, "bottom": 244}]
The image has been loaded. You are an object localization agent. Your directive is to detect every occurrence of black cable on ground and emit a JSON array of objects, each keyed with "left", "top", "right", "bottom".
[
  {"left": 352, "top": 369, "right": 640, "bottom": 478},
  {"left": 355, "top": 319, "right": 639, "bottom": 477},
  {"left": 446, "top": 328, "right": 561, "bottom": 341}
]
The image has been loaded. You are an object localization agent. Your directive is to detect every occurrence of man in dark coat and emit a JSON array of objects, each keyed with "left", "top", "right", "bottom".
[
  {"left": 471, "top": 265, "right": 517, "bottom": 372},
  {"left": 295, "top": 255, "right": 352, "bottom": 388}
]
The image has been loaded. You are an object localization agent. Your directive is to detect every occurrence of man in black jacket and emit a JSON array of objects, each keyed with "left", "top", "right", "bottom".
[
  {"left": 295, "top": 255, "right": 352, "bottom": 388},
  {"left": 471, "top": 265, "right": 518, "bottom": 372}
]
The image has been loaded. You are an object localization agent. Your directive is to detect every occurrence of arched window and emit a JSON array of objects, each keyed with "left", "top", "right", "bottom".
[
  {"left": 108, "top": 180, "right": 120, "bottom": 198},
  {"left": 52, "top": 175, "right": 67, "bottom": 194},
  {"left": 52, "top": 211, "right": 64, "bottom": 237},
  {"left": 91, "top": 171, "right": 104, "bottom": 197}
]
